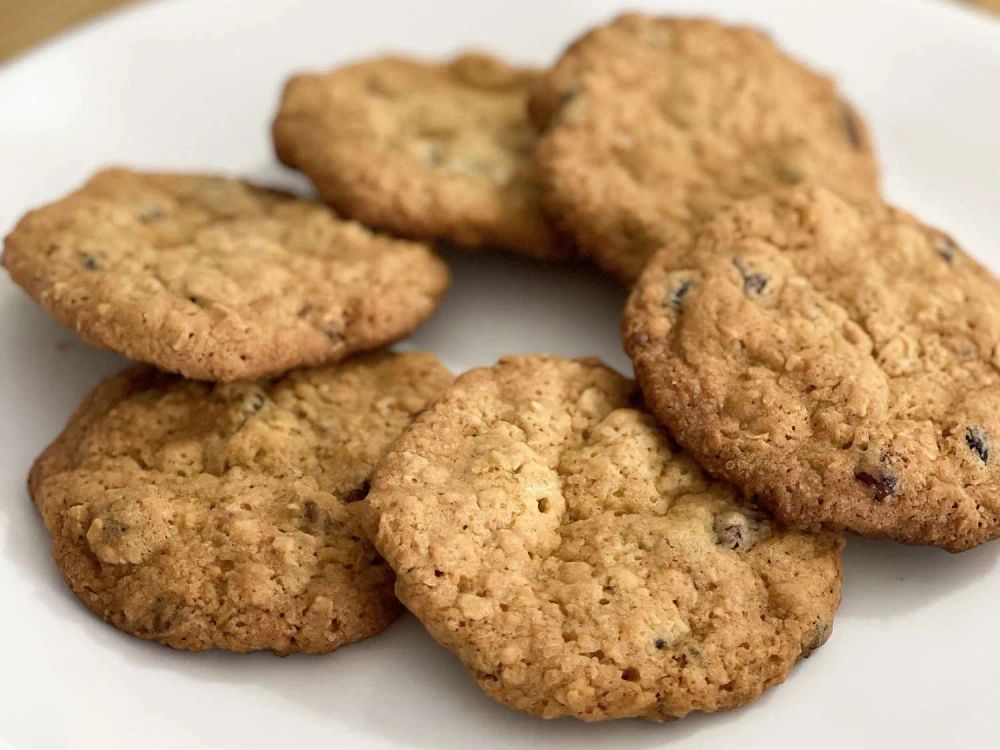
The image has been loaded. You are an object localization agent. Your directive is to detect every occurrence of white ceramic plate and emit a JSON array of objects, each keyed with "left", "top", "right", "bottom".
[{"left": 1, "top": 1, "right": 998, "bottom": 748}]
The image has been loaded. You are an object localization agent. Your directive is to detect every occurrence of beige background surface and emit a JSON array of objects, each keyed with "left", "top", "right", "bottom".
[
  {"left": 0, "top": 0, "right": 136, "bottom": 61},
  {"left": 0, "top": 0, "right": 996, "bottom": 62}
]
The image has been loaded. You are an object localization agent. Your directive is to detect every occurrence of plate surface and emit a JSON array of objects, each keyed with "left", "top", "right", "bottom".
[{"left": 1, "top": 1, "right": 999, "bottom": 748}]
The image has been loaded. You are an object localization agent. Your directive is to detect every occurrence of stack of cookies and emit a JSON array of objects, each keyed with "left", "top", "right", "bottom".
[{"left": 4, "top": 12, "right": 998, "bottom": 724}]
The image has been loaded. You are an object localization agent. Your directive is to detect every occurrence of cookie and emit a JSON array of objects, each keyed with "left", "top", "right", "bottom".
[
  {"left": 624, "top": 185, "right": 1000, "bottom": 551},
  {"left": 2, "top": 169, "right": 449, "bottom": 381},
  {"left": 273, "top": 53, "right": 569, "bottom": 260},
  {"left": 364, "top": 355, "right": 843, "bottom": 720},
  {"left": 29, "top": 351, "right": 452, "bottom": 653},
  {"left": 529, "top": 13, "right": 880, "bottom": 282}
]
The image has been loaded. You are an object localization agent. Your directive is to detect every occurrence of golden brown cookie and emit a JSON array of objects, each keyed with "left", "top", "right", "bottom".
[
  {"left": 273, "top": 53, "right": 569, "bottom": 260},
  {"left": 624, "top": 185, "right": 1000, "bottom": 551},
  {"left": 364, "top": 355, "right": 843, "bottom": 720},
  {"left": 2, "top": 169, "right": 449, "bottom": 381},
  {"left": 30, "top": 351, "right": 452, "bottom": 653},
  {"left": 530, "top": 13, "right": 880, "bottom": 282}
]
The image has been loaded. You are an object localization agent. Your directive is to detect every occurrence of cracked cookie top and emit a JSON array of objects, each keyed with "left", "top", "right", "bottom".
[
  {"left": 364, "top": 355, "right": 842, "bottom": 720},
  {"left": 273, "top": 53, "right": 569, "bottom": 260},
  {"left": 2, "top": 169, "right": 449, "bottom": 381},
  {"left": 624, "top": 185, "right": 1000, "bottom": 551},
  {"left": 29, "top": 351, "right": 452, "bottom": 653},
  {"left": 529, "top": 13, "right": 879, "bottom": 282}
]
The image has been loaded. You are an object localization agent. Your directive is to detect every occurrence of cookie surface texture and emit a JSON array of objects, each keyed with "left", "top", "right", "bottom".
[
  {"left": 273, "top": 53, "right": 568, "bottom": 260},
  {"left": 530, "top": 13, "right": 879, "bottom": 282},
  {"left": 625, "top": 185, "right": 1000, "bottom": 551},
  {"left": 365, "top": 355, "right": 843, "bottom": 720},
  {"left": 30, "top": 351, "right": 453, "bottom": 653},
  {"left": 2, "top": 169, "right": 450, "bottom": 381}
]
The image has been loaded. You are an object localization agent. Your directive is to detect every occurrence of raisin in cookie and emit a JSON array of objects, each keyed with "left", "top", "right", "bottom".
[
  {"left": 2, "top": 169, "right": 449, "bottom": 381},
  {"left": 364, "top": 355, "right": 842, "bottom": 720},
  {"left": 529, "top": 13, "right": 879, "bottom": 282},
  {"left": 625, "top": 185, "right": 1000, "bottom": 552},
  {"left": 30, "top": 351, "right": 452, "bottom": 653},
  {"left": 273, "top": 53, "right": 568, "bottom": 260}
]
